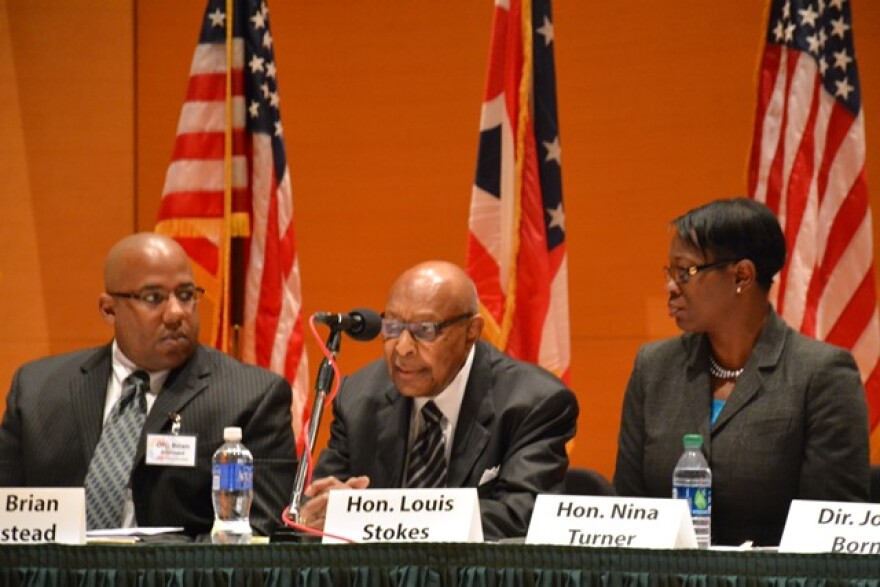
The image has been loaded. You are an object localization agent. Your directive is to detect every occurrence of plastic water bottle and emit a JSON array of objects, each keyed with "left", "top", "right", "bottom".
[
  {"left": 672, "top": 433, "right": 712, "bottom": 549},
  {"left": 211, "top": 426, "right": 254, "bottom": 544}
]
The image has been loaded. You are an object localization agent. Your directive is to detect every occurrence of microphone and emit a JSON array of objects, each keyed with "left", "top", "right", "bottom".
[{"left": 313, "top": 308, "right": 382, "bottom": 341}]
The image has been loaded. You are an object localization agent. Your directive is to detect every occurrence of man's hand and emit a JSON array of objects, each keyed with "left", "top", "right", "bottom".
[{"left": 298, "top": 475, "right": 370, "bottom": 530}]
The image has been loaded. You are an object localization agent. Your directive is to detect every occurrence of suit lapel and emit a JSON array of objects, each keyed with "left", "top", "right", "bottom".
[
  {"left": 134, "top": 347, "right": 210, "bottom": 463},
  {"left": 375, "top": 384, "right": 411, "bottom": 486},
  {"left": 682, "top": 337, "right": 713, "bottom": 452},
  {"left": 70, "top": 346, "right": 113, "bottom": 464},
  {"left": 448, "top": 342, "right": 492, "bottom": 486},
  {"left": 711, "top": 309, "right": 787, "bottom": 434}
]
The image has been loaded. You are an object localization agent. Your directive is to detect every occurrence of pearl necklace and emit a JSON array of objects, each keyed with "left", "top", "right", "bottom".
[{"left": 709, "top": 354, "right": 744, "bottom": 380}]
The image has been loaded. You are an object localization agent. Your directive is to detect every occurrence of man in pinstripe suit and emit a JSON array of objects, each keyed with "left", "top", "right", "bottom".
[{"left": 0, "top": 233, "right": 296, "bottom": 538}]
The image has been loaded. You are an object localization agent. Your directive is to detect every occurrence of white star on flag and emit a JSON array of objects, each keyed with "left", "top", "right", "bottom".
[
  {"left": 208, "top": 8, "right": 224, "bottom": 27},
  {"left": 543, "top": 136, "right": 561, "bottom": 165},
  {"left": 547, "top": 203, "right": 565, "bottom": 231},
  {"left": 249, "top": 54, "right": 265, "bottom": 73},
  {"left": 537, "top": 16, "right": 554, "bottom": 46}
]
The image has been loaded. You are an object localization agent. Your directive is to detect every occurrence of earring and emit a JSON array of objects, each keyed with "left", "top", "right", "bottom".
[{"left": 736, "top": 286, "right": 742, "bottom": 294}]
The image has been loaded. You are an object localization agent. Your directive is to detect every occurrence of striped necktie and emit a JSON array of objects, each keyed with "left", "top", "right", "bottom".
[
  {"left": 84, "top": 370, "right": 149, "bottom": 529},
  {"left": 406, "top": 401, "right": 448, "bottom": 488}
]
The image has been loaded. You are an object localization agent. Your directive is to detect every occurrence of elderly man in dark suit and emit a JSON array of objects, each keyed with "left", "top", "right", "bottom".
[
  {"left": 0, "top": 233, "right": 296, "bottom": 537},
  {"left": 298, "top": 261, "right": 578, "bottom": 540}
]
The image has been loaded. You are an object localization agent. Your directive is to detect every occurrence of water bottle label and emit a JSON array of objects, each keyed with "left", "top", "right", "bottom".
[
  {"left": 673, "top": 486, "right": 711, "bottom": 516},
  {"left": 212, "top": 462, "right": 254, "bottom": 491}
]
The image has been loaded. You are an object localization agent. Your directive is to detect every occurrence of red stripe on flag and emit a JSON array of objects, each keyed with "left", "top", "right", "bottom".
[
  {"left": 779, "top": 72, "right": 821, "bottom": 323},
  {"left": 765, "top": 50, "right": 803, "bottom": 216},
  {"left": 802, "top": 174, "right": 867, "bottom": 336},
  {"left": 158, "top": 190, "right": 248, "bottom": 219},
  {"left": 506, "top": 122, "right": 550, "bottom": 363},
  {"left": 747, "top": 45, "right": 782, "bottom": 198},
  {"left": 825, "top": 269, "right": 877, "bottom": 350},
  {"left": 172, "top": 130, "right": 248, "bottom": 160},
  {"left": 816, "top": 104, "right": 857, "bottom": 207},
  {"left": 822, "top": 173, "right": 867, "bottom": 273},
  {"left": 483, "top": 3, "right": 511, "bottom": 101},
  {"left": 185, "top": 72, "right": 243, "bottom": 102},
  {"left": 467, "top": 234, "right": 505, "bottom": 323},
  {"left": 175, "top": 237, "right": 220, "bottom": 276},
  {"left": 255, "top": 178, "right": 283, "bottom": 368}
]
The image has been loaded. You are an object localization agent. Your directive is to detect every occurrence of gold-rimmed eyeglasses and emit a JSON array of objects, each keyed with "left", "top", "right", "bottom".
[{"left": 663, "top": 260, "right": 741, "bottom": 285}]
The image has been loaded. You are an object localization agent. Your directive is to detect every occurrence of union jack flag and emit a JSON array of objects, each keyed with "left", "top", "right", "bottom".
[
  {"left": 156, "top": 0, "right": 309, "bottom": 440},
  {"left": 748, "top": 0, "right": 880, "bottom": 454},
  {"left": 467, "top": 0, "right": 570, "bottom": 382}
]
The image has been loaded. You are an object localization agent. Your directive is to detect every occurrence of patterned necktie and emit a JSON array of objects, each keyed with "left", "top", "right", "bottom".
[
  {"left": 406, "top": 401, "right": 448, "bottom": 488},
  {"left": 84, "top": 370, "right": 149, "bottom": 529}
]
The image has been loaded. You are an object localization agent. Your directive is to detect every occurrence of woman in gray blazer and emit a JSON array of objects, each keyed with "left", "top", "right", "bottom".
[{"left": 613, "top": 198, "right": 870, "bottom": 546}]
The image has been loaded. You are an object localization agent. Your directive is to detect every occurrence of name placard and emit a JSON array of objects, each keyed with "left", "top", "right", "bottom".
[
  {"left": 323, "top": 488, "right": 483, "bottom": 544},
  {"left": 0, "top": 488, "right": 86, "bottom": 544},
  {"left": 526, "top": 494, "right": 697, "bottom": 549},
  {"left": 779, "top": 499, "right": 880, "bottom": 554}
]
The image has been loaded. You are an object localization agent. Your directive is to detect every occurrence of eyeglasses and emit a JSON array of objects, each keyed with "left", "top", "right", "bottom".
[
  {"left": 663, "top": 260, "right": 741, "bottom": 285},
  {"left": 381, "top": 313, "right": 473, "bottom": 342},
  {"left": 108, "top": 285, "right": 205, "bottom": 309}
]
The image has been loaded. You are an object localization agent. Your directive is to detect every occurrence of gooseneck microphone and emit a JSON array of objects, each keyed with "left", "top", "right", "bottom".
[
  {"left": 313, "top": 308, "right": 382, "bottom": 341},
  {"left": 279, "top": 307, "right": 382, "bottom": 539}
]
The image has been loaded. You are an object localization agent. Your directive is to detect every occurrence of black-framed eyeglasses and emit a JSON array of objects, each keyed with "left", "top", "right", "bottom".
[
  {"left": 663, "top": 260, "right": 741, "bottom": 285},
  {"left": 381, "top": 313, "right": 473, "bottom": 342},
  {"left": 108, "top": 285, "right": 205, "bottom": 309}
]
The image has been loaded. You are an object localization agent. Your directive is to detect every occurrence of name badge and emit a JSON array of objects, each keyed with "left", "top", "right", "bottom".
[
  {"left": 146, "top": 433, "right": 197, "bottom": 467},
  {"left": 779, "top": 499, "right": 880, "bottom": 554},
  {"left": 323, "top": 488, "right": 483, "bottom": 544},
  {"left": 526, "top": 494, "right": 697, "bottom": 549},
  {"left": 0, "top": 488, "right": 85, "bottom": 544}
]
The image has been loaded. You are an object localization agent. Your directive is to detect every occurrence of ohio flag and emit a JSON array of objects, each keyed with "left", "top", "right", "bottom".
[{"left": 466, "top": 0, "right": 570, "bottom": 382}]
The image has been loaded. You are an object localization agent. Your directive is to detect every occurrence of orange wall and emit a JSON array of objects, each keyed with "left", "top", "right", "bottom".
[
  {"left": 3, "top": 1, "right": 880, "bottom": 479},
  {"left": 1, "top": 2, "right": 134, "bottom": 375}
]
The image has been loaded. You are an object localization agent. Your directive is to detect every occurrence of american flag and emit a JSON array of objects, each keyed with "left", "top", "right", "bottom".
[
  {"left": 748, "top": 0, "right": 880, "bottom": 452},
  {"left": 466, "top": 0, "right": 570, "bottom": 382},
  {"left": 156, "top": 0, "right": 309, "bottom": 439}
]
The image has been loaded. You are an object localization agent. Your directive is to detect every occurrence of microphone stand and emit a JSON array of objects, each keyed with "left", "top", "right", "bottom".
[{"left": 273, "top": 326, "right": 342, "bottom": 542}]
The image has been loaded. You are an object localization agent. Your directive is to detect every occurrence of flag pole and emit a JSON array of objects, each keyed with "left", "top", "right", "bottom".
[
  {"left": 224, "top": 0, "right": 247, "bottom": 360},
  {"left": 497, "top": 0, "right": 534, "bottom": 351},
  {"left": 218, "top": 0, "right": 234, "bottom": 356}
]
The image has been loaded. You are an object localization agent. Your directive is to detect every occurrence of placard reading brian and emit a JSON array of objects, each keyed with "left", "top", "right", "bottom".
[
  {"left": 322, "top": 488, "right": 482, "bottom": 544},
  {"left": 1, "top": 488, "right": 85, "bottom": 544},
  {"left": 526, "top": 494, "right": 697, "bottom": 549},
  {"left": 779, "top": 500, "right": 880, "bottom": 554}
]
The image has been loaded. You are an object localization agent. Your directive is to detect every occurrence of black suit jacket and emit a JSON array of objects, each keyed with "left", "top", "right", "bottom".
[
  {"left": 313, "top": 340, "right": 579, "bottom": 540},
  {"left": 614, "top": 309, "right": 870, "bottom": 546},
  {"left": 0, "top": 344, "right": 297, "bottom": 537}
]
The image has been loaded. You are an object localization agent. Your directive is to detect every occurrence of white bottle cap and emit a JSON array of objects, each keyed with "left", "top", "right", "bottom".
[{"left": 223, "top": 426, "right": 243, "bottom": 442}]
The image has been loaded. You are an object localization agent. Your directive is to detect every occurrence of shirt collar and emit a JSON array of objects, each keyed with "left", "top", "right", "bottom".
[
  {"left": 412, "top": 343, "right": 476, "bottom": 426},
  {"left": 111, "top": 340, "right": 170, "bottom": 395}
]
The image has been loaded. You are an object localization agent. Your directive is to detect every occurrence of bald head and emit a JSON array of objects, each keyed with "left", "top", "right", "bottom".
[
  {"left": 104, "top": 233, "right": 191, "bottom": 292},
  {"left": 386, "top": 261, "right": 479, "bottom": 317}
]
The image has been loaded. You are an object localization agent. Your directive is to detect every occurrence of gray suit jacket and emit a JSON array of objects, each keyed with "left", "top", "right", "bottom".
[
  {"left": 613, "top": 308, "right": 870, "bottom": 546},
  {"left": 0, "top": 344, "right": 296, "bottom": 537},
  {"left": 313, "top": 340, "right": 579, "bottom": 540}
]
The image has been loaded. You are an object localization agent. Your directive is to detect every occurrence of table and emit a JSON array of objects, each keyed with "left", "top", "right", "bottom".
[{"left": 2, "top": 543, "right": 878, "bottom": 586}]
